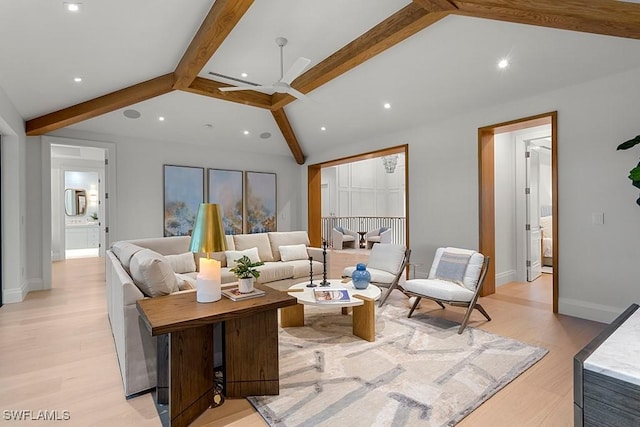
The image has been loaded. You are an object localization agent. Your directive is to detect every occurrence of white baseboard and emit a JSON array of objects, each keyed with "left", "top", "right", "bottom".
[
  {"left": 2, "top": 281, "right": 30, "bottom": 303},
  {"left": 558, "top": 297, "right": 627, "bottom": 324},
  {"left": 28, "top": 279, "right": 45, "bottom": 292},
  {"left": 495, "top": 270, "right": 517, "bottom": 287}
]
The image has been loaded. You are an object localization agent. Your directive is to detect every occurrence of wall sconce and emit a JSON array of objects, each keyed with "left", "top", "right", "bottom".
[{"left": 382, "top": 155, "right": 398, "bottom": 173}]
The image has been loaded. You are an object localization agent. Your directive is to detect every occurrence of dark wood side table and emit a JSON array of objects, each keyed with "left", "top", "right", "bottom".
[
  {"left": 137, "top": 285, "right": 297, "bottom": 427},
  {"left": 357, "top": 231, "right": 367, "bottom": 248}
]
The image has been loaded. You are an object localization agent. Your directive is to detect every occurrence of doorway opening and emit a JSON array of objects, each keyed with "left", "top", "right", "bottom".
[
  {"left": 51, "top": 144, "right": 106, "bottom": 260},
  {"left": 478, "top": 112, "right": 558, "bottom": 312},
  {"left": 307, "top": 145, "right": 409, "bottom": 249}
]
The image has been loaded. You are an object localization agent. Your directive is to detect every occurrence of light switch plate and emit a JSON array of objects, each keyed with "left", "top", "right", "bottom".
[{"left": 592, "top": 212, "right": 604, "bottom": 225}]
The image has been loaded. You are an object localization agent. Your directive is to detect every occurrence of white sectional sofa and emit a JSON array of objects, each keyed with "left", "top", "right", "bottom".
[{"left": 105, "top": 231, "right": 329, "bottom": 397}]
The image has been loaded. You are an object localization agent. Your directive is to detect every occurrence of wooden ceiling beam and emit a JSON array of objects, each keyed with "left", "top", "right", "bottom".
[
  {"left": 271, "top": 3, "right": 450, "bottom": 110},
  {"left": 412, "top": 0, "right": 458, "bottom": 12},
  {"left": 451, "top": 0, "right": 640, "bottom": 39},
  {"left": 272, "top": 108, "right": 305, "bottom": 165},
  {"left": 173, "top": 0, "right": 254, "bottom": 90},
  {"left": 25, "top": 73, "right": 175, "bottom": 136},
  {"left": 184, "top": 77, "right": 272, "bottom": 109}
]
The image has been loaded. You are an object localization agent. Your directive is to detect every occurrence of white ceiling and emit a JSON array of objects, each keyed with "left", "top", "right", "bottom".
[{"left": 2, "top": 1, "right": 640, "bottom": 160}]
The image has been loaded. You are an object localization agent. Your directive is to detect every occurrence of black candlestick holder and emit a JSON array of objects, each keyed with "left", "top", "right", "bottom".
[
  {"left": 306, "top": 256, "right": 317, "bottom": 287},
  {"left": 320, "top": 239, "right": 329, "bottom": 286}
]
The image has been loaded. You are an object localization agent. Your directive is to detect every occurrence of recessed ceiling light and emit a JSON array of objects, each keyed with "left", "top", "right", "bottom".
[
  {"left": 203, "top": 123, "right": 213, "bottom": 129},
  {"left": 260, "top": 132, "right": 272, "bottom": 139},
  {"left": 383, "top": 103, "right": 391, "bottom": 109},
  {"left": 123, "top": 109, "right": 141, "bottom": 119},
  {"left": 64, "top": 2, "right": 82, "bottom": 12},
  {"left": 243, "top": 130, "right": 250, "bottom": 135},
  {"left": 498, "top": 58, "right": 510, "bottom": 69},
  {"left": 73, "top": 77, "right": 82, "bottom": 83},
  {"left": 241, "top": 72, "right": 248, "bottom": 78},
  {"left": 158, "top": 116, "right": 165, "bottom": 121},
  {"left": 320, "top": 126, "right": 326, "bottom": 131}
]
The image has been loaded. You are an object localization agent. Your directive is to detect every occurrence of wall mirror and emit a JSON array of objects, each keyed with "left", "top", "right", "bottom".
[{"left": 65, "top": 188, "right": 87, "bottom": 216}]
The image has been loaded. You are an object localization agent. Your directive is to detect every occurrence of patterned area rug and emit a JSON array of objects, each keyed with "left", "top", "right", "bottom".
[{"left": 248, "top": 302, "right": 547, "bottom": 426}]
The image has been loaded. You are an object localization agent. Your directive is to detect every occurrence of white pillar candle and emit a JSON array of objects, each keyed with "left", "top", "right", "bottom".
[
  {"left": 197, "top": 258, "right": 222, "bottom": 303},
  {"left": 199, "top": 258, "right": 221, "bottom": 281}
]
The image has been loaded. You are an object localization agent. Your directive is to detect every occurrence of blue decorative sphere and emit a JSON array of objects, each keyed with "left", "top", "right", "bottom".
[{"left": 352, "top": 263, "right": 371, "bottom": 289}]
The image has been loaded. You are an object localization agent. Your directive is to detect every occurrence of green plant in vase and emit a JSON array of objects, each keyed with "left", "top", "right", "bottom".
[
  {"left": 229, "top": 255, "right": 264, "bottom": 293},
  {"left": 617, "top": 135, "right": 640, "bottom": 206}
]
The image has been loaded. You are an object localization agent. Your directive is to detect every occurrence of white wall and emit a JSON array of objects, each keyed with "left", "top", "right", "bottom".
[
  {"left": 0, "top": 85, "right": 28, "bottom": 303},
  {"left": 494, "top": 133, "right": 517, "bottom": 285},
  {"left": 46, "top": 131, "right": 302, "bottom": 242},
  {"left": 323, "top": 155, "right": 406, "bottom": 218},
  {"left": 303, "top": 66, "right": 640, "bottom": 323}
]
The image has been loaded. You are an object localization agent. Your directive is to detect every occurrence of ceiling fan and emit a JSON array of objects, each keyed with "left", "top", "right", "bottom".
[{"left": 219, "top": 37, "right": 311, "bottom": 100}]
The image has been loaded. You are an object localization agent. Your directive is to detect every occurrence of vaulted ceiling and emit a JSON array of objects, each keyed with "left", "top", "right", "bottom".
[{"left": 2, "top": 0, "right": 640, "bottom": 164}]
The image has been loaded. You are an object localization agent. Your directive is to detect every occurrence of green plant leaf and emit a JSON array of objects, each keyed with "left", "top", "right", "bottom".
[
  {"left": 617, "top": 135, "right": 640, "bottom": 150},
  {"left": 630, "top": 166, "right": 640, "bottom": 181}
]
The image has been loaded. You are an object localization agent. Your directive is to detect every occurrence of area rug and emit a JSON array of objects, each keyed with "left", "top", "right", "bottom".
[{"left": 248, "top": 302, "right": 547, "bottom": 426}]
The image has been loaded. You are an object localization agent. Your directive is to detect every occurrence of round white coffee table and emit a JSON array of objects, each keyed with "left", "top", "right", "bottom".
[{"left": 281, "top": 279, "right": 381, "bottom": 341}]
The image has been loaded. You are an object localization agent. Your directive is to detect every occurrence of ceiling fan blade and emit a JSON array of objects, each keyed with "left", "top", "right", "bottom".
[{"left": 280, "top": 57, "right": 311, "bottom": 85}]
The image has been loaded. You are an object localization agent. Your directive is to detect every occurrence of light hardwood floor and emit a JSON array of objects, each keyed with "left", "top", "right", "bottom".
[{"left": 0, "top": 253, "right": 604, "bottom": 426}]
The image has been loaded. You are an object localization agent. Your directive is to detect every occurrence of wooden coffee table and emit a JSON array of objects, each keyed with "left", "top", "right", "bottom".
[{"left": 280, "top": 279, "right": 381, "bottom": 342}]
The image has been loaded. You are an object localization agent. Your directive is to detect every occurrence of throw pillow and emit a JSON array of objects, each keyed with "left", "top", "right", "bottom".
[
  {"left": 335, "top": 226, "right": 344, "bottom": 234},
  {"left": 278, "top": 244, "right": 309, "bottom": 262},
  {"left": 129, "top": 249, "right": 179, "bottom": 297},
  {"left": 225, "top": 247, "right": 261, "bottom": 267},
  {"left": 165, "top": 252, "right": 196, "bottom": 274},
  {"left": 110, "top": 241, "right": 144, "bottom": 271},
  {"left": 434, "top": 251, "right": 471, "bottom": 286},
  {"left": 232, "top": 233, "right": 274, "bottom": 262}
]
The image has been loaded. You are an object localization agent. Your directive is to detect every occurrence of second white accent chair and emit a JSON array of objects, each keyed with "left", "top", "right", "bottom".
[
  {"left": 365, "top": 227, "right": 392, "bottom": 249},
  {"left": 342, "top": 243, "right": 411, "bottom": 307}
]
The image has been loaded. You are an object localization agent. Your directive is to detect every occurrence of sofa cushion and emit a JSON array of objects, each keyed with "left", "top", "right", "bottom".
[
  {"left": 279, "top": 244, "right": 309, "bottom": 262},
  {"left": 288, "top": 260, "right": 323, "bottom": 279},
  {"left": 255, "top": 263, "right": 294, "bottom": 284},
  {"left": 175, "top": 273, "right": 196, "bottom": 290},
  {"left": 233, "top": 234, "right": 274, "bottom": 262},
  {"left": 129, "top": 249, "right": 179, "bottom": 297},
  {"left": 165, "top": 252, "right": 196, "bottom": 274},
  {"left": 225, "top": 247, "right": 261, "bottom": 267},
  {"left": 111, "top": 241, "right": 144, "bottom": 271},
  {"left": 268, "top": 231, "right": 310, "bottom": 261}
]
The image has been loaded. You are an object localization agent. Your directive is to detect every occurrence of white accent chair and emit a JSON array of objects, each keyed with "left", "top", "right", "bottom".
[
  {"left": 332, "top": 227, "right": 358, "bottom": 249},
  {"left": 342, "top": 243, "right": 411, "bottom": 307},
  {"left": 365, "top": 227, "right": 392, "bottom": 249},
  {"left": 403, "top": 247, "right": 491, "bottom": 334}
]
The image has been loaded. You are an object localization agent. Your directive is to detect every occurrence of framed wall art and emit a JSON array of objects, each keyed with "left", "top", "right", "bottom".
[
  {"left": 208, "top": 168, "right": 243, "bottom": 235},
  {"left": 163, "top": 165, "right": 204, "bottom": 237},
  {"left": 245, "top": 171, "right": 277, "bottom": 233}
]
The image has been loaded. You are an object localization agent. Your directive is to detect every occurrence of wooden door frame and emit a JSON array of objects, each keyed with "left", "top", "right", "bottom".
[
  {"left": 307, "top": 145, "right": 409, "bottom": 248},
  {"left": 478, "top": 112, "right": 558, "bottom": 312}
]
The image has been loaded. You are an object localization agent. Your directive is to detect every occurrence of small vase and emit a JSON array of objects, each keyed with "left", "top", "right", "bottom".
[
  {"left": 351, "top": 263, "right": 371, "bottom": 290},
  {"left": 238, "top": 277, "right": 255, "bottom": 293}
]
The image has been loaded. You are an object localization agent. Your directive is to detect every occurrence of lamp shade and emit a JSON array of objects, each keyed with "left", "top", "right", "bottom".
[{"left": 189, "top": 203, "right": 227, "bottom": 254}]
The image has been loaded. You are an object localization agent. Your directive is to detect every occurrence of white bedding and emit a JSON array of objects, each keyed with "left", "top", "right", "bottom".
[{"left": 542, "top": 237, "right": 553, "bottom": 257}]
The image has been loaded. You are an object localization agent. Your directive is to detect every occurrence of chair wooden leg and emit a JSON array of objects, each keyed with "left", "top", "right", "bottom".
[
  {"left": 408, "top": 296, "right": 422, "bottom": 318},
  {"left": 458, "top": 304, "right": 475, "bottom": 334},
  {"left": 435, "top": 301, "right": 446, "bottom": 309},
  {"left": 378, "top": 283, "right": 397, "bottom": 307},
  {"left": 475, "top": 303, "right": 491, "bottom": 321}
]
